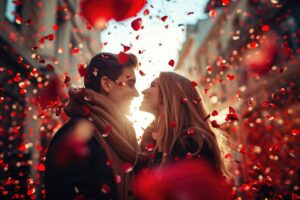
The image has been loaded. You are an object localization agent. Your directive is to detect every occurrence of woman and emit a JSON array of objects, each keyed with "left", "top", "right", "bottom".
[{"left": 139, "top": 72, "right": 228, "bottom": 176}]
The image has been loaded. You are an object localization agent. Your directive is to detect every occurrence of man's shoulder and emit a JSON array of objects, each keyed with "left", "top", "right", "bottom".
[{"left": 49, "top": 117, "right": 96, "bottom": 147}]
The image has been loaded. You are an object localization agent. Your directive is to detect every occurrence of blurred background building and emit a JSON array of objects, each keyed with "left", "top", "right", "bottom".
[
  {"left": 176, "top": 0, "right": 300, "bottom": 199},
  {"left": 0, "top": 0, "right": 100, "bottom": 199}
]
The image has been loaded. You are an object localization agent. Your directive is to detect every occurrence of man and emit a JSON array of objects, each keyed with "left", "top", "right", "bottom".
[{"left": 45, "top": 52, "right": 140, "bottom": 200}]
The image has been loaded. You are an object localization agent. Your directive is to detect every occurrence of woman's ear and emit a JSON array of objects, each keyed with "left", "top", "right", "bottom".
[{"left": 100, "top": 76, "right": 112, "bottom": 94}]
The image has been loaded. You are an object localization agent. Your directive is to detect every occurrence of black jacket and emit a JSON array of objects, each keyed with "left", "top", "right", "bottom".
[{"left": 45, "top": 117, "right": 116, "bottom": 200}]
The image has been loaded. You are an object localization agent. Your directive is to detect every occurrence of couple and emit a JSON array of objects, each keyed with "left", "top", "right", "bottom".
[{"left": 45, "top": 52, "right": 227, "bottom": 200}]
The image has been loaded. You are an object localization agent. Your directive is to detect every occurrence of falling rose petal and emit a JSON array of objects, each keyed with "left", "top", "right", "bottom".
[
  {"left": 101, "top": 184, "right": 110, "bottom": 194},
  {"left": 187, "top": 128, "right": 195, "bottom": 136},
  {"left": 24, "top": 19, "right": 32, "bottom": 25},
  {"left": 122, "top": 45, "right": 130, "bottom": 52},
  {"left": 203, "top": 114, "right": 210, "bottom": 121},
  {"left": 139, "top": 70, "right": 146, "bottom": 76},
  {"left": 212, "top": 110, "right": 218, "bottom": 116},
  {"left": 225, "top": 107, "right": 238, "bottom": 121},
  {"left": 46, "top": 64, "right": 54, "bottom": 71},
  {"left": 187, "top": 12, "right": 194, "bottom": 15},
  {"left": 27, "top": 188, "right": 35, "bottom": 196},
  {"left": 161, "top": 16, "right": 168, "bottom": 22},
  {"left": 222, "top": 0, "right": 230, "bottom": 6},
  {"left": 92, "top": 68, "right": 98, "bottom": 77},
  {"left": 224, "top": 153, "right": 231, "bottom": 158},
  {"left": 239, "top": 147, "right": 247, "bottom": 155},
  {"left": 78, "top": 64, "right": 87, "bottom": 77},
  {"left": 115, "top": 175, "right": 122, "bottom": 184},
  {"left": 103, "top": 125, "right": 112, "bottom": 137},
  {"left": 13, "top": 73, "right": 22, "bottom": 83},
  {"left": 55, "top": 107, "right": 62, "bottom": 116},
  {"left": 38, "top": 163, "right": 45, "bottom": 171},
  {"left": 73, "top": 47, "right": 80, "bottom": 54},
  {"left": 118, "top": 52, "right": 129, "bottom": 64},
  {"left": 191, "top": 81, "right": 197, "bottom": 87},
  {"left": 106, "top": 159, "right": 113, "bottom": 167},
  {"left": 143, "top": 9, "right": 150, "bottom": 16},
  {"left": 169, "top": 121, "right": 177, "bottom": 128},
  {"left": 131, "top": 18, "right": 142, "bottom": 31},
  {"left": 86, "top": 23, "right": 92, "bottom": 30},
  {"left": 209, "top": 9, "right": 215, "bottom": 17},
  {"left": 249, "top": 41, "right": 257, "bottom": 48},
  {"left": 211, "top": 120, "right": 220, "bottom": 128},
  {"left": 32, "top": 46, "right": 39, "bottom": 50},
  {"left": 226, "top": 74, "right": 235, "bottom": 80},
  {"left": 145, "top": 143, "right": 155, "bottom": 152},
  {"left": 12, "top": 0, "right": 22, "bottom": 6},
  {"left": 262, "top": 25, "right": 270, "bottom": 32},
  {"left": 57, "top": 48, "right": 64, "bottom": 54},
  {"left": 168, "top": 59, "right": 175, "bottom": 67},
  {"left": 181, "top": 97, "right": 188, "bottom": 103},
  {"left": 52, "top": 24, "right": 58, "bottom": 30},
  {"left": 121, "top": 162, "right": 133, "bottom": 173},
  {"left": 39, "top": 37, "right": 45, "bottom": 44},
  {"left": 291, "top": 129, "right": 300, "bottom": 136},
  {"left": 64, "top": 75, "right": 71, "bottom": 84},
  {"left": 15, "top": 15, "right": 22, "bottom": 24},
  {"left": 39, "top": 59, "right": 46, "bottom": 64},
  {"left": 47, "top": 33, "right": 55, "bottom": 41}
]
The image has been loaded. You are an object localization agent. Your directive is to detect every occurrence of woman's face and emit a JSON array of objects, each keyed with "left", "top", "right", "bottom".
[{"left": 140, "top": 78, "right": 160, "bottom": 116}]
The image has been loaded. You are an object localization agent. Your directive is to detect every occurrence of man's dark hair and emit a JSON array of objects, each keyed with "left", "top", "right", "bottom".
[{"left": 84, "top": 52, "right": 138, "bottom": 92}]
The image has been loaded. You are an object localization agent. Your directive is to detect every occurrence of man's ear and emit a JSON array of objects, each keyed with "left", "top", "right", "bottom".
[{"left": 100, "top": 76, "right": 112, "bottom": 94}]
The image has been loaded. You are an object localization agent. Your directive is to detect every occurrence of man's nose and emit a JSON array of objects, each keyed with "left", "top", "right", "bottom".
[{"left": 141, "top": 89, "right": 147, "bottom": 95}]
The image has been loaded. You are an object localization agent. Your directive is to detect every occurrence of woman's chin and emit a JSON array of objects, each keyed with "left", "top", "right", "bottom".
[{"left": 139, "top": 103, "right": 150, "bottom": 113}]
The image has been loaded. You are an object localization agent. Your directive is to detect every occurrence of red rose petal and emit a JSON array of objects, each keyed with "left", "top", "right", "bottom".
[
  {"left": 101, "top": 183, "right": 110, "bottom": 194},
  {"left": 212, "top": 110, "right": 219, "bottom": 116},
  {"left": 121, "top": 162, "right": 133, "bottom": 173},
  {"left": 103, "top": 125, "right": 112, "bottom": 137},
  {"left": 291, "top": 129, "right": 300, "bottom": 136},
  {"left": 169, "top": 121, "right": 177, "bottom": 128},
  {"left": 118, "top": 52, "right": 129, "bottom": 64},
  {"left": 73, "top": 47, "right": 80, "bottom": 54},
  {"left": 191, "top": 81, "right": 197, "bottom": 87},
  {"left": 161, "top": 16, "right": 168, "bottom": 22},
  {"left": 131, "top": 18, "right": 142, "bottom": 31},
  {"left": 211, "top": 120, "right": 220, "bottom": 128},
  {"left": 139, "top": 70, "right": 146, "bottom": 76}
]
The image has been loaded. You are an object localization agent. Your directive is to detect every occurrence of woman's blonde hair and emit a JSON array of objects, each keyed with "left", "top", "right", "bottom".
[{"left": 155, "top": 71, "right": 229, "bottom": 176}]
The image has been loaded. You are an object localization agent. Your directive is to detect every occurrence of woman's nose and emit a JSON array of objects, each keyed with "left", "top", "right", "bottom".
[{"left": 141, "top": 89, "right": 147, "bottom": 95}]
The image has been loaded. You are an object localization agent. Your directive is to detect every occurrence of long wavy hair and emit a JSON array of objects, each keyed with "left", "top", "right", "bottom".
[{"left": 155, "top": 72, "right": 228, "bottom": 176}]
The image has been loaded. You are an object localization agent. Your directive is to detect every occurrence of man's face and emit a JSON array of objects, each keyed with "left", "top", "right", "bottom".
[{"left": 108, "top": 67, "right": 139, "bottom": 114}]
